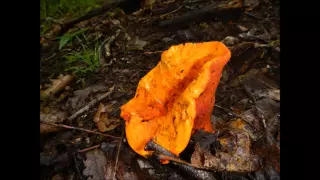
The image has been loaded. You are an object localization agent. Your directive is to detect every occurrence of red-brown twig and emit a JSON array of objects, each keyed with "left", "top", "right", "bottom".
[
  {"left": 40, "top": 121, "right": 120, "bottom": 139},
  {"left": 78, "top": 144, "right": 101, "bottom": 153}
]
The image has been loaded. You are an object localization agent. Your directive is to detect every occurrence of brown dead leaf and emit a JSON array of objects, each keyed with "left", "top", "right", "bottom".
[
  {"left": 83, "top": 149, "right": 107, "bottom": 180},
  {"left": 231, "top": 68, "right": 279, "bottom": 92},
  {"left": 253, "top": 89, "right": 280, "bottom": 101},
  {"left": 41, "top": 74, "right": 74, "bottom": 99},
  {"left": 230, "top": 119, "right": 260, "bottom": 141},
  {"left": 191, "top": 130, "right": 261, "bottom": 172},
  {"left": 191, "top": 143, "right": 205, "bottom": 166},
  {"left": 40, "top": 106, "right": 68, "bottom": 134},
  {"left": 94, "top": 103, "right": 120, "bottom": 132}
]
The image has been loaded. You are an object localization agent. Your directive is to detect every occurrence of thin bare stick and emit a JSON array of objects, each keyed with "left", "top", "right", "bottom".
[
  {"left": 160, "top": 5, "right": 183, "bottom": 18},
  {"left": 78, "top": 144, "right": 101, "bottom": 153},
  {"left": 40, "top": 121, "right": 120, "bottom": 139},
  {"left": 67, "top": 85, "right": 115, "bottom": 122},
  {"left": 144, "top": 51, "right": 163, "bottom": 55},
  {"left": 145, "top": 141, "right": 216, "bottom": 180},
  {"left": 157, "top": 154, "right": 214, "bottom": 171},
  {"left": 100, "top": 30, "right": 121, "bottom": 66},
  {"left": 112, "top": 128, "right": 124, "bottom": 180}
]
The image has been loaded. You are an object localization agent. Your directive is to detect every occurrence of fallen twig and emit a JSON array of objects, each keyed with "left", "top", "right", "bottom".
[
  {"left": 78, "top": 144, "right": 101, "bottom": 153},
  {"left": 145, "top": 140, "right": 178, "bottom": 158},
  {"left": 67, "top": 85, "right": 115, "bottom": 122},
  {"left": 40, "top": 121, "right": 120, "bottom": 139},
  {"left": 41, "top": 74, "right": 75, "bottom": 98},
  {"left": 100, "top": 30, "right": 121, "bottom": 66},
  {"left": 144, "top": 51, "right": 163, "bottom": 55},
  {"left": 145, "top": 141, "right": 217, "bottom": 180},
  {"left": 245, "top": 12, "right": 280, "bottom": 21},
  {"left": 159, "top": 5, "right": 184, "bottom": 19},
  {"left": 61, "top": 0, "right": 129, "bottom": 34},
  {"left": 112, "top": 128, "right": 124, "bottom": 180},
  {"left": 158, "top": 0, "right": 242, "bottom": 27},
  {"left": 157, "top": 154, "right": 213, "bottom": 171}
]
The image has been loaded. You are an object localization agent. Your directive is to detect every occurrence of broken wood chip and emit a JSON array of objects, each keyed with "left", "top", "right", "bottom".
[
  {"left": 41, "top": 74, "right": 74, "bottom": 99},
  {"left": 94, "top": 103, "right": 120, "bottom": 132}
]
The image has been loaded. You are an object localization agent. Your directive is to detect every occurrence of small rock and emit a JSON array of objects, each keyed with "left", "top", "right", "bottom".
[
  {"left": 237, "top": 25, "right": 249, "bottom": 32},
  {"left": 222, "top": 36, "right": 239, "bottom": 46}
]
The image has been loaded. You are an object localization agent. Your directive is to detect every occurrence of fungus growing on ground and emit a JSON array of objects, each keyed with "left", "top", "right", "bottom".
[{"left": 121, "top": 41, "right": 231, "bottom": 157}]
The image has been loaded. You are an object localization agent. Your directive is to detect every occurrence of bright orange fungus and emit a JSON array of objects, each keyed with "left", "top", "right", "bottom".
[{"left": 120, "top": 41, "right": 231, "bottom": 157}]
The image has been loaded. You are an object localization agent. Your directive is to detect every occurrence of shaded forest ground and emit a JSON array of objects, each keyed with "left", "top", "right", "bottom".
[{"left": 40, "top": 0, "right": 280, "bottom": 179}]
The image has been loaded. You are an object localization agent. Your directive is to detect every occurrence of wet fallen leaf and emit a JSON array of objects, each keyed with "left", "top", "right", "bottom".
[
  {"left": 230, "top": 119, "right": 260, "bottom": 141},
  {"left": 83, "top": 149, "right": 107, "bottom": 180},
  {"left": 191, "top": 131, "right": 219, "bottom": 150},
  {"left": 94, "top": 103, "right": 120, "bottom": 132},
  {"left": 230, "top": 68, "right": 260, "bottom": 87},
  {"left": 255, "top": 98, "right": 280, "bottom": 122},
  {"left": 40, "top": 106, "right": 68, "bottom": 134},
  {"left": 239, "top": 109, "right": 262, "bottom": 131},
  {"left": 115, "top": 160, "right": 139, "bottom": 180},
  {"left": 253, "top": 89, "right": 280, "bottom": 101},
  {"left": 191, "top": 129, "right": 261, "bottom": 172},
  {"left": 191, "top": 143, "right": 205, "bottom": 166}
]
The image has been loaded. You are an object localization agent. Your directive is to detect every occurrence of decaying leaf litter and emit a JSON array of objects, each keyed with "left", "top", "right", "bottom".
[{"left": 40, "top": 0, "right": 280, "bottom": 179}]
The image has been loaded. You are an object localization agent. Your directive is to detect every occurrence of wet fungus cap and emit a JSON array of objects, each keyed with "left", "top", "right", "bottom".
[{"left": 120, "top": 41, "right": 231, "bottom": 157}]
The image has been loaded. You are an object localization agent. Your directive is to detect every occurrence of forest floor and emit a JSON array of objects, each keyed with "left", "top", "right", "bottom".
[{"left": 40, "top": 0, "right": 280, "bottom": 179}]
